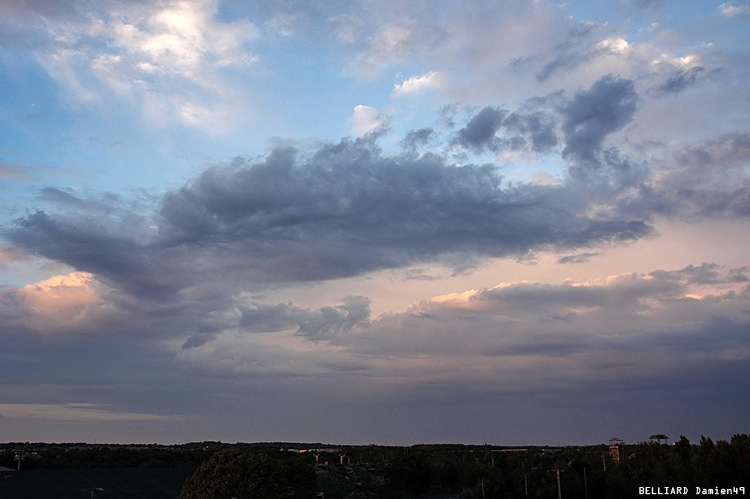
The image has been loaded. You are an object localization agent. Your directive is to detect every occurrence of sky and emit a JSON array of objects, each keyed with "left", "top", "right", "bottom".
[{"left": 0, "top": 0, "right": 749, "bottom": 447}]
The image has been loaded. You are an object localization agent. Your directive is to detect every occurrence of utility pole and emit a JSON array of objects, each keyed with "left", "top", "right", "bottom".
[
  {"left": 584, "top": 466, "right": 588, "bottom": 499},
  {"left": 548, "top": 468, "right": 563, "bottom": 499}
]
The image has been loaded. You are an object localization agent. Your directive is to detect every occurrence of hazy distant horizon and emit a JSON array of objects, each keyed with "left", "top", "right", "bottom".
[{"left": 5, "top": 434, "right": 738, "bottom": 448}]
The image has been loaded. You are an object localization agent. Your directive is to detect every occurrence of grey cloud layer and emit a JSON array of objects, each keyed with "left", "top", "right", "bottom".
[
  {"left": 155, "top": 138, "right": 647, "bottom": 280},
  {"left": 12, "top": 160, "right": 647, "bottom": 296},
  {"left": 3, "top": 146, "right": 638, "bottom": 301},
  {"left": 175, "top": 263, "right": 750, "bottom": 394}
]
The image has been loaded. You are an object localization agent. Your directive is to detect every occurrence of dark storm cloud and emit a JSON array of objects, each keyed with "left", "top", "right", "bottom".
[{"left": 560, "top": 75, "right": 638, "bottom": 164}]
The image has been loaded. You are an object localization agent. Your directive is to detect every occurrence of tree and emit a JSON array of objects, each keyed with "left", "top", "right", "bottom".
[
  {"left": 386, "top": 452, "right": 432, "bottom": 495},
  {"left": 178, "top": 449, "right": 316, "bottom": 499}
]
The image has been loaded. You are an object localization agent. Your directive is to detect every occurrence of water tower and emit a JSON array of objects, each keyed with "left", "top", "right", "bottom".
[{"left": 608, "top": 438, "right": 624, "bottom": 462}]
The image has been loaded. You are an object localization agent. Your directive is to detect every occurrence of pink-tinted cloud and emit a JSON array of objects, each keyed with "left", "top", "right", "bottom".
[{"left": 0, "top": 272, "right": 118, "bottom": 335}]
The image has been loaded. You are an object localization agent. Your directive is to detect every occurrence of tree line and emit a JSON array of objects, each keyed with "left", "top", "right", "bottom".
[{"left": 2, "top": 435, "right": 748, "bottom": 498}]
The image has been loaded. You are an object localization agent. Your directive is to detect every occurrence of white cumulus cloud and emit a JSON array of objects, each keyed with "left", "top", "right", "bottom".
[
  {"left": 391, "top": 71, "right": 446, "bottom": 97},
  {"left": 348, "top": 104, "right": 383, "bottom": 136}
]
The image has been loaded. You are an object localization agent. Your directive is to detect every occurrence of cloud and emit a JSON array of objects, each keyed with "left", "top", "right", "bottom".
[
  {"left": 0, "top": 246, "right": 25, "bottom": 263},
  {"left": 400, "top": 127, "right": 434, "bottom": 150},
  {"left": 150, "top": 138, "right": 650, "bottom": 282},
  {"left": 391, "top": 71, "right": 446, "bottom": 97},
  {"left": 37, "top": 187, "right": 126, "bottom": 215},
  {"left": 0, "top": 403, "right": 185, "bottom": 422},
  {"left": 7, "top": 211, "right": 160, "bottom": 296},
  {"left": 720, "top": 2, "right": 750, "bottom": 18},
  {"left": 2, "top": 259, "right": 747, "bottom": 427},
  {"left": 455, "top": 106, "right": 506, "bottom": 151},
  {"left": 327, "top": 13, "right": 364, "bottom": 44},
  {"left": 349, "top": 105, "right": 384, "bottom": 136},
  {"left": 161, "top": 262, "right": 750, "bottom": 401},
  {"left": 103, "top": 0, "right": 259, "bottom": 77},
  {"left": 453, "top": 76, "right": 638, "bottom": 159},
  {"left": 349, "top": 19, "right": 448, "bottom": 77},
  {"left": 640, "top": 133, "right": 750, "bottom": 218},
  {"left": 5, "top": 134, "right": 655, "bottom": 307},
  {"left": 624, "top": 0, "right": 666, "bottom": 9},
  {"left": 183, "top": 295, "right": 371, "bottom": 348},
  {"left": 0, "top": 272, "right": 119, "bottom": 336},
  {"left": 13, "top": 0, "right": 259, "bottom": 130},
  {"left": 532, "top": 25, "right": 649, "bottom": 86},
  {"left": 535, "top": 22, "right": 602, "bottom": 82},
  {"left": 556, "top": 252, "right": 601, "bottom": 264},
  {"left": 654, "top": 66, "right": 723, "bottom": 95},
  {"left": 332, "top": 263, "right": 750, "bottom": 385},
  {"left": 502, "top": 107, "right": 559, "bottom": 154},
  {"left": 334, "top": 0, "right": 591, "bottom": 94},
  {"left": 5, "top": 85, "right": 747, "bottom": 314},
  {"left": 560, "top": 75, "right": 638, "bottom": 164},
  {"left": 10, "top": 107, "right": 716, "bottom": 304}
]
